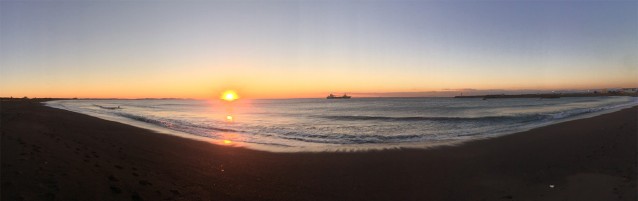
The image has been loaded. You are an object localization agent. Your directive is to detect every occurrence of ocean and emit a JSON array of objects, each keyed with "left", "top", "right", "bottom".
[{"left": 46, "top": 96, "right": 638, "bottom": 152}]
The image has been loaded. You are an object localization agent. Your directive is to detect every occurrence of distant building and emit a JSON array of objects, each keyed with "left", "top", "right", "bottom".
[
  {"left": 593, "top": 89, "right": 606, "bottom": 94},
  {"left": 622, "top": 88, "right": 637, "bottom": 93}
]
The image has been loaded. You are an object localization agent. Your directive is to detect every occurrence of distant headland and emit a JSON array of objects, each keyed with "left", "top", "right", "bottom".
[{"left": 455, "top": 88, "right": 638, "bottom": 99}]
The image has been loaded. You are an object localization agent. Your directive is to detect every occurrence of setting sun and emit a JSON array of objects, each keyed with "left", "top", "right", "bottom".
[{"left": 221, "top": 90, "right": 239, "bottom": 101}]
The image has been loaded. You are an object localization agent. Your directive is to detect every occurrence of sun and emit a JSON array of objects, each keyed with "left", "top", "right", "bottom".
[{"left": 221, "top": 90, "right": 239, "bottom": 101}]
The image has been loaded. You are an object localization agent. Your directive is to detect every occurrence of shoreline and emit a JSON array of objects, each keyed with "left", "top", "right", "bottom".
[
  {"left": 43, "top": 97, "right": 638, "bottom": 153},
  {"left": 2, "top": 100, "right": 636, "bottom": 200}
]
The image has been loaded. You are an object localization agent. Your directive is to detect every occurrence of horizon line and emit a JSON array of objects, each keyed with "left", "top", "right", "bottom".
[{"left": 2, "top": 86, "right": 636, "bottom": 100}]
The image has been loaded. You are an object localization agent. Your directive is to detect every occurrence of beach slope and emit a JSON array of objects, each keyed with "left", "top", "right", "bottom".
[{"left": 1, "top": 100, "right": 636, "bottom": 200}]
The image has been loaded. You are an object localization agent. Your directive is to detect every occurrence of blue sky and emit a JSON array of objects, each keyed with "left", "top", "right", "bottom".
[{"left": 1, "top": 0, "right": 636, "bottom": 98}]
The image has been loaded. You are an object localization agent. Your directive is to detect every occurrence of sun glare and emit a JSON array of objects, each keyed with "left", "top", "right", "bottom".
[{"left": 221, "top": 90, "right": 239, "bottom": 101}]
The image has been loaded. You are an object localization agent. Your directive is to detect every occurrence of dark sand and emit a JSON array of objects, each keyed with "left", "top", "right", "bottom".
[{"left": 1, "top": 100, "right": 636, "bottom": 201}]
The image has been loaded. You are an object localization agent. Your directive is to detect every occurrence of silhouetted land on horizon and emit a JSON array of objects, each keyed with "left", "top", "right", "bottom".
[{"left": 455, "top": 92, "right": 637, "bottom": 99}]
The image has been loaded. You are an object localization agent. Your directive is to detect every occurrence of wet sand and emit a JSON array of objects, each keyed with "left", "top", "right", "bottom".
[{"left": 1, "top": 100, "right": 636, "bottom": 201}]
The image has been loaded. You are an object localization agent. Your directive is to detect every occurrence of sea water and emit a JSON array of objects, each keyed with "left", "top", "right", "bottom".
[{"left": 46, "top": 96, "right": 638, "bottom": 152}]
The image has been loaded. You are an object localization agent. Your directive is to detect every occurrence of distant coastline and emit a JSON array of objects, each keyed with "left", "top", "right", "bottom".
[{"left": 455, "top": 92, "right": 638, "bottom": 99}]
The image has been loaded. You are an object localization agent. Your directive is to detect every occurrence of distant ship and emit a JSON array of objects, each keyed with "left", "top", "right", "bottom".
[{"left": 327, "top": 93, "right": 351, "bottom": 99}]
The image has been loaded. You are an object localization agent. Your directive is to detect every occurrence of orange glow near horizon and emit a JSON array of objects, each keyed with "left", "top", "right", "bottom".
[{"left": 2, "top": 71, "right": 636, "bottom": 99}]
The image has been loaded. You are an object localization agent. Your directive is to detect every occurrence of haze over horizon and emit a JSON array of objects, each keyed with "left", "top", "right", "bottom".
[
  {"left": 0, "top": 88, "right": 629, "bottom": 100},
  {"left": 2, "top": 0, "right": 637, "bottom": 99}
]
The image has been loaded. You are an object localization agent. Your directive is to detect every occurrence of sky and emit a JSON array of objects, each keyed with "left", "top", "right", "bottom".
[{"left": 1, "top": 0, "right": 636, "bottom": 99}]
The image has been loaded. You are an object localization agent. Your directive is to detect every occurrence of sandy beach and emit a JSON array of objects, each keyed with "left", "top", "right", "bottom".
[{"left": 1, "top": 99, "right": 636, "bottom": 201}]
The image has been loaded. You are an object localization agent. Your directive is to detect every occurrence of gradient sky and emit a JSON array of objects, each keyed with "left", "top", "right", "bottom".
[{"left": 1, "top": 0, "right": 637, "bottom": 99}]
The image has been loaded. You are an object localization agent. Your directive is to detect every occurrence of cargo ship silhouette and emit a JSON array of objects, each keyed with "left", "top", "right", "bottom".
[{"left": 326, "top": 93, "right": 351, "bottom": 99}]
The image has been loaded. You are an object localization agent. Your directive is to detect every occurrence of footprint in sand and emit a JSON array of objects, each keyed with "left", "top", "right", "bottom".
[
  {"left": 108, "top": 175, "right": 119, "bottom": 182},
  {"left": 110, "top": 185, "right": 122, "bottom": 194},
  {"left": 139, "top": 180, "right": 152, "bottom": 186},
  {"left": 131, "top": 192, "right": 144, "bottom": 201},
  {"left": 3, "top": 181, "right": 13, "bottom": 187},
  {"left": 170, "top": 189, "right": 181, "bottom": 196},
  {"left": 43, "top": 192, "right": 56, "bottom": 201}
]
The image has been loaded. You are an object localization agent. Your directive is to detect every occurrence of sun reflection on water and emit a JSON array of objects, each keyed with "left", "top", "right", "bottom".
[
  {"left": 217, "top": 132, "right": 244, "bottom": 147},
  {"left": 211, "top": 90, "right": 252, "bottom": 147}
]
